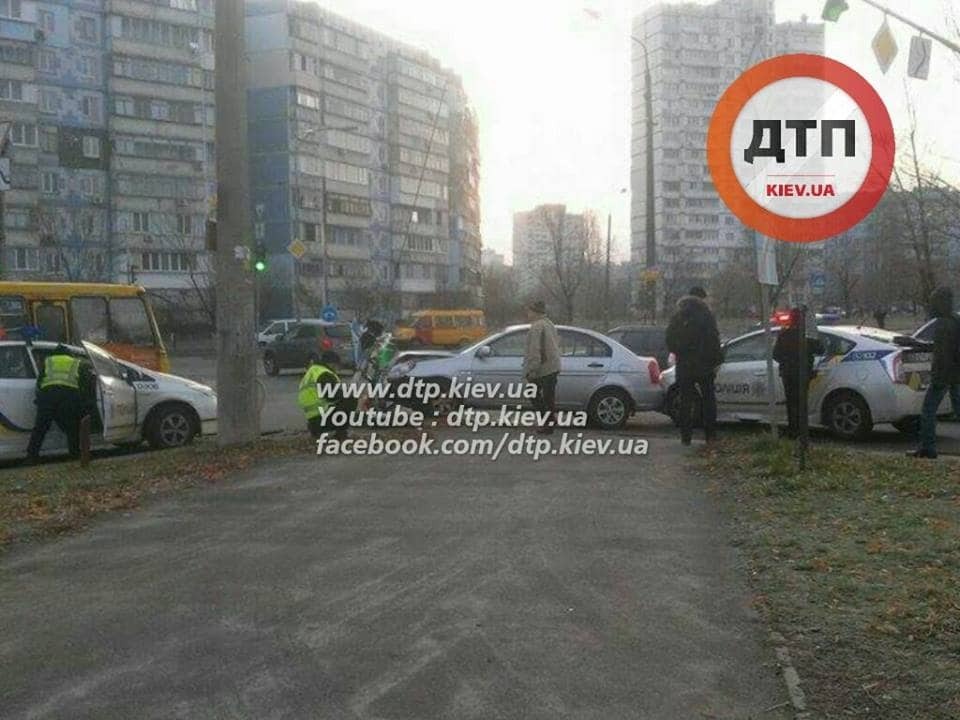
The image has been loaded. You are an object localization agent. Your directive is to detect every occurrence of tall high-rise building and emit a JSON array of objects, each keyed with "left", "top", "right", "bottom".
[
  {"left": 0, "top": 0, "right": 215, "bottom": 314},
  {"left": 512, "top": 204, "right": 587, "bottom": 299},
  {"left": 631, "top": 0, "right": 824, "bottom": 303},
  {"left": 245, "top": 0, "right": 481, "bottom": 319}
]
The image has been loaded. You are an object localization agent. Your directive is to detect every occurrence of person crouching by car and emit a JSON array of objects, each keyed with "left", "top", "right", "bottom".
[
  {"left": 910, "top": 286, "right": 960, "bottom": 459},
  {"left": 523, "top": 299, "right": 561, "bottom": 435},
  {"left": 298, "top": 351, "right": 357, "bottom": 441},
  {"left": 666, "top": 286, "right": 723, "bottom": 445}
]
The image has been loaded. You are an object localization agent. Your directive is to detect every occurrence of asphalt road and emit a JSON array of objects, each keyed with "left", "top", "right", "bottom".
[
  {"left": 0, "top": 432, "right": 791, "bottom": 719},
  {"left": 170, "top": 355, "right": 960, "bottom": 454}
]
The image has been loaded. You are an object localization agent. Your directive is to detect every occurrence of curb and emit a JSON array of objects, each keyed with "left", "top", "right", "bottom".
[{"left": 770, "top": 631, "right": 812, "bottom": 719}]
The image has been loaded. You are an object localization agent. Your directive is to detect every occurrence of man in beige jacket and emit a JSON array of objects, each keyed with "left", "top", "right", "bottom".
[{"left": 523, "top": 299, "right": 562, "bottom": 434}]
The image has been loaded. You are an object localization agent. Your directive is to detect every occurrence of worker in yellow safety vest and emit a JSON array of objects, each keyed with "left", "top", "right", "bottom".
[
  {"left": 298, "top": 351, "right": 354, "bottom": 440},
  {"left": 27, "top": 345, "right": 94, "bottom": 461}
]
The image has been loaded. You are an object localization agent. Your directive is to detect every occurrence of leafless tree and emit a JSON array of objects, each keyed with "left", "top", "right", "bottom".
[
  {"left": 536, "top": 206, "right": 602, "bottom": 322},
  {"left": 34, "top": 205, "right": 109, "bottom": 281}
]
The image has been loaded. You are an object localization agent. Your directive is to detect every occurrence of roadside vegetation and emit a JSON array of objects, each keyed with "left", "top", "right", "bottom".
[
  {"left": 0, "top": 438, "right": 310, "bottom": 551},
  {"left": 703, "top": 436, "right": 960, "bottom": 719}
]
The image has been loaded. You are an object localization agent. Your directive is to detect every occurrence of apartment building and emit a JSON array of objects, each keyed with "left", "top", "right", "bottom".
[
  {"left": 0, "top": 0, "right": 214, "bottom": 317},
  {"left": 512, "top": 204, "right": 588, "bottom": 299},
  {"left": 245, "top": 0, "right": 481, "bottom": 319},
  {"left": 631, "top": 0, "right": 825, "bottom": 303}
]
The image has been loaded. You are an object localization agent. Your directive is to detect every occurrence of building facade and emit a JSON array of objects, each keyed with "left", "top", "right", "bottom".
[
  {"left": 630, "top": 0, "right": 824, "bottom": 303},
  {"left": 0, "top": 0, "right": 215, "bottom": 322},
  {"left": 245, "top": 0, "right": 481, "bottom": 320},
  {"left": 512, "top": 204, "right": 588, "bottom": 299}
]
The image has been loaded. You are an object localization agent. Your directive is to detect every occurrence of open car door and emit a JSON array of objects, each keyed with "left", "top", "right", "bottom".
[{"left": 82, "top": 341, "right": 138, "bottom": 442}]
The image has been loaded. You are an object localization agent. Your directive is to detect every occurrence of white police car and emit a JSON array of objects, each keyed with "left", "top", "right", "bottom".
[
  {"left": 660, "top": 325, "right": 934, "bottom": 440},
  {"left": 0, "top": 340, "right": 217, "bottom": 461}
]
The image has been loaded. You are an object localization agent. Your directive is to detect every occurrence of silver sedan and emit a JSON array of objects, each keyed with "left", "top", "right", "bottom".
[{"left": 389, "top": 324, "right": 664, "bottom": 429}]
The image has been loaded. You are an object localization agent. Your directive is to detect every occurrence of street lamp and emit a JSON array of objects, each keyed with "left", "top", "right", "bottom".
[
  {"left": 291, "top": 121, "right": 360, "bottom": 315},
  {"left": 603, "top": 188, "right": 628, "bottom": 328},
  {"left": 583, "top": 10, "right": 658, "bottom": 316}
]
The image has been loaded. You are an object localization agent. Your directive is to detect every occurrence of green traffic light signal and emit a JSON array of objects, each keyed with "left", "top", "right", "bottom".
[
  {"left": 821, "top": 0, "right": 849, "bottom": 22},
  {"left": 254, "top": 259, "right": 266, "bottom": 272}
]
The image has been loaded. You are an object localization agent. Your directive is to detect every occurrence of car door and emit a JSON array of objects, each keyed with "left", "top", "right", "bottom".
[
  {"left": 82, "top": 341, "right": 138, "bottom": 441},
  {"left": 715, "top": 331, "right": 785, "bottom": 421},
  {"left": 0, "top": 345, "right": 42, "bottom": 458},
  {"left": 469, "top": 329, "right": 528, "bottom": 406},
  {"left": 557, "top": 330, "right": 612, "bottom": 408}
]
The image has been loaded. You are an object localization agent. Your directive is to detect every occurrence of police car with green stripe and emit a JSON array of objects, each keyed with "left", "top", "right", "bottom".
[
  {"left": 0, "top": 340, "right": 217, "bottom": 460},
  {"left": 661, "top": 325, "right": 936, "bottom": 440}
]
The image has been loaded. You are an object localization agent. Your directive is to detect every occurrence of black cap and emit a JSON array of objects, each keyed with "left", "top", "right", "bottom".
[{"left": 689, "top": 286, "right": 707, "bottom": 299}]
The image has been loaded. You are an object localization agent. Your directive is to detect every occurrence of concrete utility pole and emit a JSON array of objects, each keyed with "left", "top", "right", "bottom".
[{"left": 214, "top": 0, "right": 260, "bottom": 444}]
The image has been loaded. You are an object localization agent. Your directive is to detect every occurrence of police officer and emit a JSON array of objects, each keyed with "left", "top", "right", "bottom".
[
  {"left": 26, "top": 345, "right": 93, "bottom": 461},
  {"left": 773, "top": 308, "right": 823, "bottom": 438},
  {"left": 298, "top": 351, "right": 355, "bottom": 440}
]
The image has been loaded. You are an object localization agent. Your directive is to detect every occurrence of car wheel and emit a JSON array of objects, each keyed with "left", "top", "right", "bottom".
[
  {"left": 263, "top": 353, "right": 279, "bottom": 376},
  {"left": 892, "top": 417, "right": 920, "bottom": 436},
  {"left": 147, "top": 404, "right": 197, "bottom": 450},
  {"left": 824, "top": 392, "right": 873, "bottom": 441},
  {"left": 588, "top": 388, "right": 631, "bottom": 430},
  {"left": 665, "top": 386, "right": 701, "bottom": 428}
]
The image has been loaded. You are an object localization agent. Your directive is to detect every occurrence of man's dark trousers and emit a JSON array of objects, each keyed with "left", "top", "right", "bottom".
[
  {"left": 27, "top": 386, "right": 83, "bottom": 460},
  {"left": 532, "top": 372, "right": 558, "bottom": 425},
  {"left": 679, "top": 372, "right": 717, "bottom": 443}
]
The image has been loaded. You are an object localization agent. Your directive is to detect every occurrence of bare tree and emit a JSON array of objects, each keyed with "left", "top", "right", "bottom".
[
  {"left": 536, "top": 206, "right": 602, "bottom": 322},
  {"left": 34, "top": 205, "right": 109, "bottom": 281}
]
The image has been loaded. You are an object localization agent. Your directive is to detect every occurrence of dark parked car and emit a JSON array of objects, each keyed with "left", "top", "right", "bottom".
[
  {"left": 262, "top": 320, "right": 355, "bottom": 376},
  {"left": 607, "top": 324, "right": 669, "bottom": 369}
]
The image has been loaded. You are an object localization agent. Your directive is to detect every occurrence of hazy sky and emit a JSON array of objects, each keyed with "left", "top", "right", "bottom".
[{"left": 315, "top": 0, "right": 960, "bottom": 261}]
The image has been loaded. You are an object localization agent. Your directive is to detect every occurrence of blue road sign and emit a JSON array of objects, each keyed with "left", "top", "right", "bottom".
[
  {"left": 810, "top": 272, "right": 827, "bottom": 292},
  {"left": 321, "top": 305, "right": 338, "bottom": 322}
]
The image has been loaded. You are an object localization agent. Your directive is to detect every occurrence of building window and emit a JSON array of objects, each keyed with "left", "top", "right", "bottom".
[
  {"left": 0, "top": 0, "right": 22, "bottom": 20},
  {"left": 12, "top": 247, "right": 38, "bottom": 271},
  {"left": 40, "top": 127, "right": 57, "bottom": 152},
  {"left": 176, "top": 214, "right": 192, "bottom": 235},
  {"left": 81, "top": 95, "right": 100, "bottom": 122},
  {"left": 0, "top": 80, "right": 24, "bottom": 102},
  {"left": 38, "top": 50, "right": 59, "bottom": 73},
  {"left": 76, "top": 16, "right": 98, "bottom": 42},
  {"left": 10, "top": 122, "right": 36, "bottom": 147},
  {"left": 141, "top": 251, "right": 192, "bottom": 272},
  {"left": 77, "top": 55, "right": 97, "bottom": 80},
  {"left": 38, "top": 9, "right": 54, "bottom": 32},
  {"left": 295, "top": 90, "right": 320, "bottom": 109},
  {"left": 82, "top": 136, "right": 100, "bottom": 159},
  {"left": 132, "top": 212, "right": 149, "bottom": 233},
  {"left": 302, "top": 222, "right": 318, "bottom": 243},
  {"left": 41, "top": 172, "right": 59, "bottom": 194}
]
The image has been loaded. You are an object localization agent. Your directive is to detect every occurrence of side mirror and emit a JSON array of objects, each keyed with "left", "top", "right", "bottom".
[{"left": 475, "top": 345, "right": 492, "bottom": 359}]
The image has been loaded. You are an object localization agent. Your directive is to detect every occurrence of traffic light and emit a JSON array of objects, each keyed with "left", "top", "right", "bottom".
[
  {"left": 253, "top": 243, "right": 267, "bottom": 273},
  {"left": 821, "top": 0, "right": 849, "bottom": 22}
]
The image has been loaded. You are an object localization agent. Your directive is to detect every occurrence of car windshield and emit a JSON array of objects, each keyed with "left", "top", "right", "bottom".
[{"left": 324, "top": 325, "right": 352, "bottom": 339}]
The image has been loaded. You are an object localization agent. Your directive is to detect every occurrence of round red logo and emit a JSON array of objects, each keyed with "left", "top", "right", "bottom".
[{"left": 707, "top": 54, "right": 895, "bottom": 243}]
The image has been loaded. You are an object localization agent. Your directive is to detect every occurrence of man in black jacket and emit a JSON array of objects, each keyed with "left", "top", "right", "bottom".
[
  {"left": 773, "top": 307, "right": 824, "bottom": 438},
  {"left": 666, "top": 286, "right": 723, "bottom": 445},
  {"left": 911, "top": 286, "right": 960, "bottom": 459}
]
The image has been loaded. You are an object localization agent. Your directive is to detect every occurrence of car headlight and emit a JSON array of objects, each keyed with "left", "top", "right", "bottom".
[{"left": 387, "top": 360, "right": 416, "bottom": 380}]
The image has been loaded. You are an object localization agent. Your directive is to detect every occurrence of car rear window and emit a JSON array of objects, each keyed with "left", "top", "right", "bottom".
[{"left": 324, "top": 325, "right": 352, "bottom": 339}]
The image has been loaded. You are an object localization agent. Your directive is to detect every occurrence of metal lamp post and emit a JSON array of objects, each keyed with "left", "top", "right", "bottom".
[{"left": 293, "top": 121, "right": 359, "bottom": 315}]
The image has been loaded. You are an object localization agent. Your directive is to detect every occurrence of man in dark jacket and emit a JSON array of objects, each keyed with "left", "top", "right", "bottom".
[
  {"left": 911, "top": 287, "right": 960, "bottom": 459},
  {"left": 666, "top": 286, "right": 723, "bottom": 445},
  {"left": 773, "top": 307, "right": 824, "bottom": 438}
]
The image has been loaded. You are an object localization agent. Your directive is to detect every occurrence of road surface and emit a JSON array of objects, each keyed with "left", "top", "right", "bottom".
[{"left": 1, "top": 432, "right": 791, "bottom": 719}]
